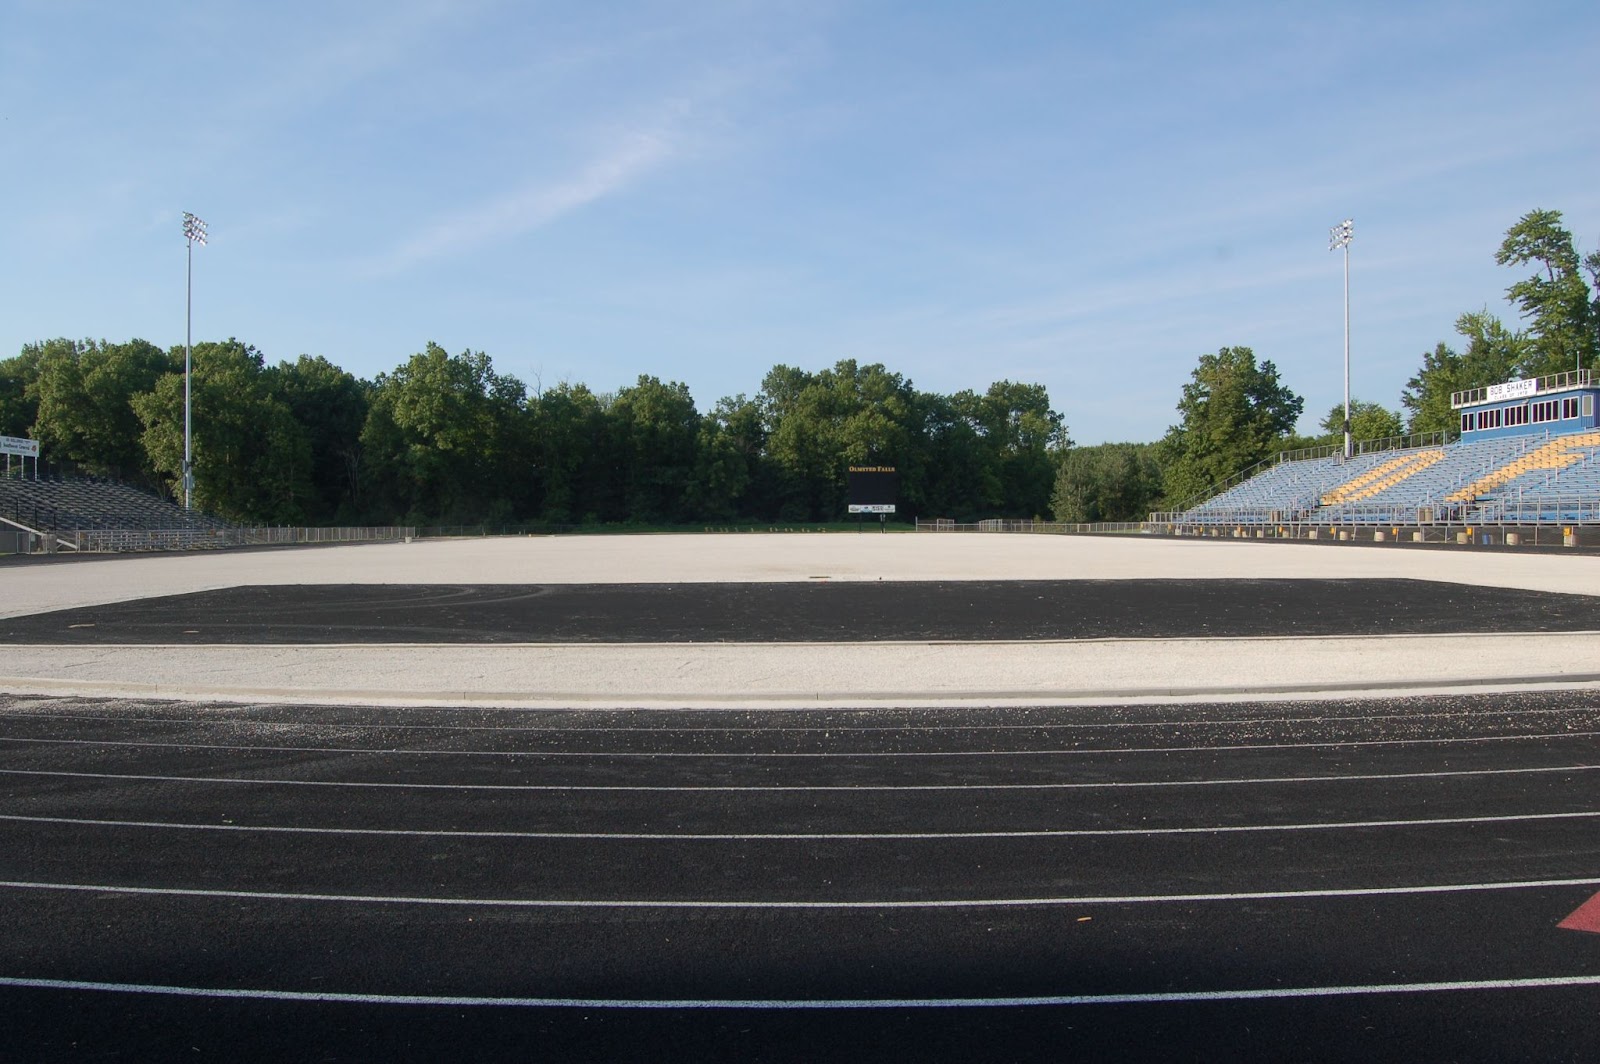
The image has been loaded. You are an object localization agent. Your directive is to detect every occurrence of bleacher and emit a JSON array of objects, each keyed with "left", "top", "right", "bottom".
[
  {"left": 1318, "top": 448, "right": 1444, "bottom": 505},
  {"left": 1477, "top": 431, "right": 1600, "bottom": 524},
  {"left": 1171, "top": 431, "right": 1600, "bottom": 528},
  {"left": 1166, "top": 369, "right": 1600, "bottom": 529},
  {"left": 1170, "top": 451, "right": 1392, "bottom": 524},
  {"left": 1316, "top": 435, "right": 1539, "bottom": 523},
  {"left": 0, "top": 475, "right": 235, "bottom": 537}
]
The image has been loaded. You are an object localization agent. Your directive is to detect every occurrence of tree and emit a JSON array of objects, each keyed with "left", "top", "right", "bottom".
[
  {"left": 1159, "top": 346, "right": 1303, "bottom": 505},
  {"left": 0, "top": 345, "right": 46, "bottom": 442},
  {"left": 527, "top": 381, "right": 611, "bottom": 524},
  {"left": 975, "top": 380, "right": 1069, "bottom": 517},
  {"left": 1317, "top": 400, "right": 1403, "bottom": 444},
  {"left": 608, "top": 376, "right": 701, "bottom": 523},
  {"left": 1401, "top": 311, "right": 1528, "bottom": 434},
  {"left": 916, "top": 389, "right": 1001, "bottom": 520},
  {"left": 760, "top": 361, "right": 920, "bottom": 520},
  {"left": 1051, "top": 442, "right": 1164, "bottom": 523},
  {"left": 1495, "top": 209, "right": 1597, "bottom": 377},
  {"left": 132, "top": 339, "right": 314, "bottom": 522},
  {"left": 269, "top": 355, "right": 371, "bottom": 521},
  {"left": 685, "top": 394, "right": 760, "bottom": 521},
  {"left": 360, "top": 343, "right": 528, "bottom": 523},
  {"left": 26, "top": 339, "right": 174, "bottom": 483}
]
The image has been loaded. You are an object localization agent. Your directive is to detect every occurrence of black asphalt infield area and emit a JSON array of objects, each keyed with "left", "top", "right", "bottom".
[{"left": 5, "top": 578, "right": 1599, "bottom": 643}]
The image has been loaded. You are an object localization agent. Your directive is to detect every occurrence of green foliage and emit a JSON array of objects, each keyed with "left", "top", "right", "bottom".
[
  {"left": 527, "top": 382, "right": 609, "bottom": 524},
  {"left": 5, "top": 334, "right": 1061, "bottom": 527},
  {"left": 609, "top": 375, "right": 702, "bottom": 523},
  {"left": 1051, "top": 442, "right": 1164, "bottom": 523},
  {"left": 8, "top": 339, "right": 171, "bottom": 481},
  {"left": 0, "top": 346, "right": 43, "bottom": 436},
  {"left": 975, "top": 380, "right": 1070, "bottom": 518},
  {"left": 685, "top": 394, "right": 759, "bottom": 521},
  {"left": 760, "top": 360, "right": 920, "bottom": 521},
  {"left": 1495, "top": 209, "right": 1598, "bottom": 377},
  {"left": 1401, "top": 311, "right": 1529, "bottom": 434},
  {"left": 132, "top": 339, "right": 314, "bottom": 522},
  {"left": 917, "top": 389, "right": 1002, "bottom": 520},
  {"left": 360, "top": 343, "right": 528, "bottom": 523},
  {"left": 1316, "top": 399, "right": 1404, "bottom": 443},
  {"left": 270, "top": 355, "right": 371, "bottom": 520},
  {"left": 1159, "top": 346, "right": 1303, "bottom": 505}
]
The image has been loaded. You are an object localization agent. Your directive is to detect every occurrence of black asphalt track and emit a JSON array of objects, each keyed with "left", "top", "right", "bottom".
[
  {"left": 4, "top": 578, "right": 1599, "bottom": 643},
  {"left": 3, "top": 692, "right": 1599, "bottom": 1062}
]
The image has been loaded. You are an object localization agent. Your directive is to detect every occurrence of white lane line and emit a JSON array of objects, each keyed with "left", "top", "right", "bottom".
[
  {"left": 3, "top": 973, "right": 1600, "bottom": 1009},
  {"left": 5, "top": 810, "right": 1600, "bottom": 841},
  {"left": 2, "top": 876, "right": 1599, "bottom": 908},
  {"left": 16, "top": 630, "right": 1600, "bottom": 648},
  {"left": 6, "top": 762, "right": 1597, "bottom": 792},
  {"left": 6, "top": 704, "right": 1593, "bottom": 732},
  {"left": 3, "top": 730, "right": 1599, "bottom": 757}
]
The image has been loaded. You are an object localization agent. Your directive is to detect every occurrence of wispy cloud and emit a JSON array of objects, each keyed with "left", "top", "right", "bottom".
[
  {"left": 223, "top": 0, "right": 484, "bottom": 125},
  {"left": 368, "top": 121, "right": 683, "bottom": 274}
]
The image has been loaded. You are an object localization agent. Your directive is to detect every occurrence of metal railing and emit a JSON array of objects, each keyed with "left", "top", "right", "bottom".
[
  {"left": 1355, "top": 429, "right": 1455, "bottom": 454},
  {"left": 1450, "top": 368, "right": 1592, "bottom": 410},
  {"left": 1148, "top": 507, "right": 1304, "bottom": 526},
  {"left": 1467, "top": 493, "right": 1600, "bottom": 526},
  {"left": 1274, "top": 443, "right": 1343, "bottom": 464},
  {"left": 65, "top": 526, "right": 416, "bottom": 553},
  {"left": 915, "top": 519, "right": 1151, "bottom": 535}
]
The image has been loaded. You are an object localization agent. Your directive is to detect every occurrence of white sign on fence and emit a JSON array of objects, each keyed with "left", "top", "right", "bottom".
[
  {"left": 0, "top": 435, "right": 39, "bottom": 458},
  {"left": 1485, "top": 378, "right": 1537, "bottom": 402},
  {"left": 848, "top": 504, "right": 897, "bottom": 514}
]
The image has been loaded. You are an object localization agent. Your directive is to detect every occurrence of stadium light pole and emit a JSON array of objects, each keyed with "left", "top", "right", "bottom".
[
  {"left": 1329, "top": 218, "right": 1353, "bottom": 460},
  {"left": 182, "top": 212, "right": 207, "bottom": 510}
]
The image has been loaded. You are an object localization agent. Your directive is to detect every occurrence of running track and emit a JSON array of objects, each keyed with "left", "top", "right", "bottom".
[{"left": 3, "top": 689, "right": 1600, "bottom": 1061}]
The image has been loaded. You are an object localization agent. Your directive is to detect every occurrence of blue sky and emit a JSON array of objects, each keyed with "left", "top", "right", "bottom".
[{"left": 3, "top": 1, "right": 1597, "bottom": 443}]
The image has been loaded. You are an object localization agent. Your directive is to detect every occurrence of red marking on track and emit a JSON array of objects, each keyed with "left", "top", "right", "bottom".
[{"left": 1558, "top": 892, "right": 1600, "bottom": 934}]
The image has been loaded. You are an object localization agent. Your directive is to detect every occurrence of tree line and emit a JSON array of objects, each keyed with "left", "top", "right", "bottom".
[
  {"left": 0, "top": 340, "right": 1066, "bottom": 526},
  {"left": 2, "top": 208, "right": 1593, "bottom": 527}
]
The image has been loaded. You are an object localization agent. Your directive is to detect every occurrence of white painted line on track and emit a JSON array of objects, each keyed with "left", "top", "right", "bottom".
[
  {"left": 16, "top": 630, "right": 1600, "bottom": 648},
  {"left": 4, "top": 974, "right": 1600, "bottom": 1009},
  {"left": 6, "top": 810, "right": 1600, "bottom": 841},
  {"left": 4, "top": 730, "right": 1600, "bottom": 757},
  {"left": 4, "top": 876, "right": 1599, "bottom": 909},
  {"left": 6, "top": 762, "right": 1596, "bottom": 792}
]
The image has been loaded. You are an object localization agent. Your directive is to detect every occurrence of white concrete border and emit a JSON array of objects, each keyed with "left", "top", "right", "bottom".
[{"left": 5, "top": 632, "right": 1598, "bottom": 709}]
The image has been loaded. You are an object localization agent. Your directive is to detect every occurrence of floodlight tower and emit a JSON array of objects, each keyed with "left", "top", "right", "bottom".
[
  {"left": 182, "top": 211, "right": 207, "bottom": 510},
  {"left": 1329, "top": 218, "right": 1354, "bottom": 460}
]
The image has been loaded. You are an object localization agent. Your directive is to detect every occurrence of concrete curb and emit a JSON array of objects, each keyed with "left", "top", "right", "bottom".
[{"left": 7, "top": 632, "right": 1598, "bottom": 709}]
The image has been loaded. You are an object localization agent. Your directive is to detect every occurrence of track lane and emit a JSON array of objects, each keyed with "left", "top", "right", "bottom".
[
  {"left": 6, "top": 817, "right": 1600, "bottom": 902},
  {"left": 0, "top": 885, "right": 1596, "bottom": 1002},
  {"left": 7, "top": 768, "right": 1600, "bottom": 835}
]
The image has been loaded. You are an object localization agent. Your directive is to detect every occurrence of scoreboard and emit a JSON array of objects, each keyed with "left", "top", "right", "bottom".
[{"left": 847, "top": 466, "right": 898, "bottom": 514}]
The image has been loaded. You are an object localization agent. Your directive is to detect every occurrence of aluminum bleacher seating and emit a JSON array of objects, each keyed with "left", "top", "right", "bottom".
[
  {"left": 0, "top": 475, "right": 234, "bottom": 536},
  {"left": 1175, "top": 430, "right": 1600, "bottom": 527}
]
